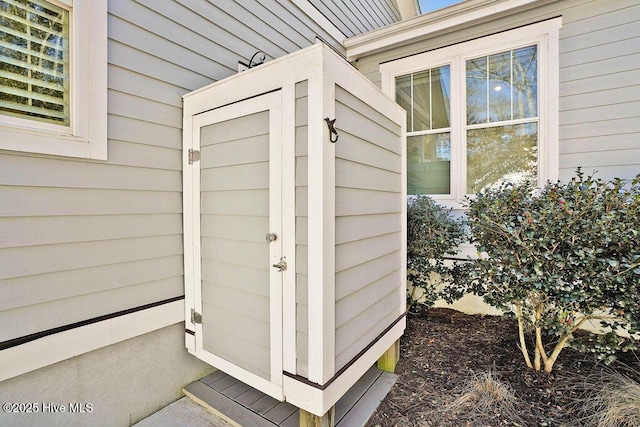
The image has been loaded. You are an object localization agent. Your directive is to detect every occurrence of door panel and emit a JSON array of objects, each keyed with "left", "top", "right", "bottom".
[{"left": 192, "top": 92, "right": 283, "bottom": 399}]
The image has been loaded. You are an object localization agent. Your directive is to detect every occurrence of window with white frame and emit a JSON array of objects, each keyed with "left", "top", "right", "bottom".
[
  {"left": 381, "top": 18, "right": 561, "bottom": 206},
  {"left": 0, "top": 0, "right": 107, "bottom": 160}
]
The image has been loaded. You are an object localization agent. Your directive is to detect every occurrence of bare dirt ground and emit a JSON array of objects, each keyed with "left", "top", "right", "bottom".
[{"left": 366, "top": 308, "right": 639, "bottom": 427}]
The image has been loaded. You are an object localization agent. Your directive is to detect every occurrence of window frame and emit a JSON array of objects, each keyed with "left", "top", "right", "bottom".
[
  {"left": 0, "top": 0, "right": 107, "bottom": 160},
  {"left": 381, "top": 18, "right": 561, "bottom": 208}
]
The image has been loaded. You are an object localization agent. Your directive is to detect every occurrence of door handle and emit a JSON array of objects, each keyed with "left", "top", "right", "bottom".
[
  {"left": 272, "top": 257, "right": 287, "bottom": 272},
  {"left": 265, "top": 233, "right": 277, "bottom": 243}
]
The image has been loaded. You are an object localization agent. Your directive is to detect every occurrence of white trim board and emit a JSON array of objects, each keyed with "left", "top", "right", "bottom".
[
  {"left": 0, "top": 301, "right": 184, "bottom": 382},
  {"left": 283, "top": 318, "right": 405, "bottom": 416},
  {"left": 379, "top": 17, "right": 561, "bottom": 208},
  {"left": 344, "top": 0, "right": 556, "bottom": 60},
  {"left": 0, "top": 0, "right": 108, "bottom": 160}
]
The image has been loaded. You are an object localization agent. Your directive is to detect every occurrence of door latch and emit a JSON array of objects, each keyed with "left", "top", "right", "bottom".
[
  {"left": 265, "top": 233, "right": 277, "bottom": 243},
  {"left": 272, "top": 257, "right": 287, "bottom": 272},
  {"left": 188, "top": 149, "right": 200, "bottom": 164}
]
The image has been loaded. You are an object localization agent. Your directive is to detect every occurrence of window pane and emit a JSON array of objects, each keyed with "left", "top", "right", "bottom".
[
  {"left": 395, "top": 65, "right": 450, "bottom": 132},
  {"left": 488, "top": 51, "right": 511, "bottom": 122},
  {"left": 407, "top": 133, "right": 451, "bottom": 195},
  {"left": 431, "top": 66, "right": 450, "bottom": 129},
  {"left": 513, "top": 45, "right": 537, "bottom": 120},
  {"left": 0, "top": 0, "right": 70, "bottom": 125},
  {"left": 466, "top": 45, "right": 538, "bottom": 124},
  {"left": 412, "top": 70, "right": 430, "bottom": 131},
  {"left": 395, "top": 74, "right": 412, "bottom": 131},
  {"left": 466, "top": 56, "right": 487, "bottom": 124},
  {"left": 467, "top": 123, "right": 537, "bottom": 193}
]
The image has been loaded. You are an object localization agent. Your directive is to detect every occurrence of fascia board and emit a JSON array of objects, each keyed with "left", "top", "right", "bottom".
[{"left": 345, "top": 0, "right": 554, "bottom": 60}]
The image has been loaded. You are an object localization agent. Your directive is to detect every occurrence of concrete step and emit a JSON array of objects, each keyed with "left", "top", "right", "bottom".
[{"left": 134, "top": 396, "right": 233, "bottom": 427}]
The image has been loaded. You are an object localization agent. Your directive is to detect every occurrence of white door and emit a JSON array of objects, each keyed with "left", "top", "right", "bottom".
[{"left": 190, "top": 92, "right": 284, "bottom": 399}]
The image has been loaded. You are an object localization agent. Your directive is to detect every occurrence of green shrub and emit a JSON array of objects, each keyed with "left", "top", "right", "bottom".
[
  {"left": 406, "top": 195, "right": 466, "bottom": 312},
  {"left": 458, "top": 170, "right": 640, "bottom": 372}
]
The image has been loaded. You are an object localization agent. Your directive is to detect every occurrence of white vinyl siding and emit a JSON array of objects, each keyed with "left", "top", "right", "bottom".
[
  {"left": 557, "top": 0, "right": 640, "bottom": 180},
  {"left": 333, "top": 86, "right": 404, "bottom": 371},
  {"left": 0, "top": 0, "right": 348, "bottom": 358},
  {"left": 308, "top": 0, "right": 401, "bottom": 36},
  {"left": 355, "top": 0, "right": 640, "bottom": 184}
]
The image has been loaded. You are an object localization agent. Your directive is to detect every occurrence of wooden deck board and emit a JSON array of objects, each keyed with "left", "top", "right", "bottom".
[
  {"left": 183, "top": 381, "right": 272, "bottom": 427},
  {"left": 222, "top": 381, "right": 252, "bottom": 399},
  {"left": 336, "top": 371, "right": 397, "bottom": 427},
  {"left": 200, "top": 369, "right": 228, "bottom": 386},
  {"left": 335, "top": 365, "right": 381, "bottom": 422},
  {"left": 251, "top": 395, "right": 281, "bottom": 414},
  {"left": 211, "top": 375, "right": 240, "bottom": 392},
  {"left": 263, "top": 401, "right": 298, "bottom": 424},
  {"left": 185, "top": 365, "right": 396, "bottom": 426},
  {"left": 234, "top": 387, "right": 265, "bottom": 407},
  {"left": 280, "top": 411, "right": 301, "bottom": 427}
]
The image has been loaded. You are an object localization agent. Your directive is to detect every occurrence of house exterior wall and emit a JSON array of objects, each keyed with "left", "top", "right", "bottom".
[
  {"left": 353, "top": 0, "right": 640, "bottom": 182},
  {"left": 0, "top": 0, "right": 401, "bottom": 422},
  {"left": 351, "top": 0, "right": 640, "bottom": 315},
  {"left": 309, "top": 0, "right": 401, "bottom": 37}
]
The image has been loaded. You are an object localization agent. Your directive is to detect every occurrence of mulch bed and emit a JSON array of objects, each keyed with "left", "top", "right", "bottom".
[{"left": 366, "top": 307, "right": 639, "bottom": 427}]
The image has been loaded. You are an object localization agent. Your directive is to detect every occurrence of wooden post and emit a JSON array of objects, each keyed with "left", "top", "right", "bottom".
[
  {"left": 377, "top": 339, "right": 400, "bottom": 373},
  {"left": 300, "top": 406, "right": 335, "bottom": 427}
]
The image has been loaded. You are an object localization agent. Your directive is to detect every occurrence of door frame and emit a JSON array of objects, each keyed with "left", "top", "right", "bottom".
[{"left": 187, "top": 91, "right": 285, "bottom": 399}]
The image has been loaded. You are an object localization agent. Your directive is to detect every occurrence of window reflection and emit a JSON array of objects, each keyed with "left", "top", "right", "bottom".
[
  {"left": 467, "top": 123, "right": 538, "bottom": 193},
  {"left": 413, "top": 71, "right": 430, "bottom": 131},
  {"left": 397, "top": 65, "right": 451, "bottom": 196},
  {"left": 395, "top": 74, "right": 412, "bottom": 131},
  {"left": 488, "top": 51, "right": 511, "bottom": 122},
  {"left": 395, "top": 65, "right": 451, "bottom": 132},
  {"left": 407, "top": 133, "right": 451, "bottom": 195},
  {"left": 513, "top": 46, "right": 538, "bottom": 120},
  {"left": 432, "top": 67, "right": 450, "bottom": 128},
  {"left": 466, "top": 46, "right": 537, "bottom": 124},
  {"left": 466, "top": 56, "right": 487, "bottom": 124}
]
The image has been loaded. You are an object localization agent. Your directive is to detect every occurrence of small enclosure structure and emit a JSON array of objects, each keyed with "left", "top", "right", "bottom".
[{"left": 182, "top": 43, "right": 406, "bottom": 417}]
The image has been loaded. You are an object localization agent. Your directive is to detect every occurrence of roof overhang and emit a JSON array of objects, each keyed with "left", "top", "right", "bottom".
[
  {"left": 395, "top": 0, "right": 421, "bottom": 19},
  {"left": 345, "top": 0, "right": 557, "bottom": 60}
]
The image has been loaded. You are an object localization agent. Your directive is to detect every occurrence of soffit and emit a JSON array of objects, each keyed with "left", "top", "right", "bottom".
[{"left": 345, "top": 0, "right": 558, "bottom": 60}]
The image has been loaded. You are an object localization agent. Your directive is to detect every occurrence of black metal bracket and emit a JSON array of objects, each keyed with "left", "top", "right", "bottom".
[
  {"left": 238, "top": 51, "right": 267, "bottom": 70},
  {"left": 324, "top": 117, "right": 339, "bottom": 143},
  {"left": 248, "top": 51, "right": 266, "bottom": 68}
]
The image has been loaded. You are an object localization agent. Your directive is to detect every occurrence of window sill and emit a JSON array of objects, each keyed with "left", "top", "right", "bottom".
[{"left": 0, "top": 125, "right": 107, "bottom": 161}]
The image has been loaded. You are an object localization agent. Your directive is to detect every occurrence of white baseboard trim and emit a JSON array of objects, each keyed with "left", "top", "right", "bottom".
[
  {"left": 283, "top": 317, "right": 405, "bottom": 416},
  {"left": 0, "top": 300, "right": 184, "bottom": 382}
]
